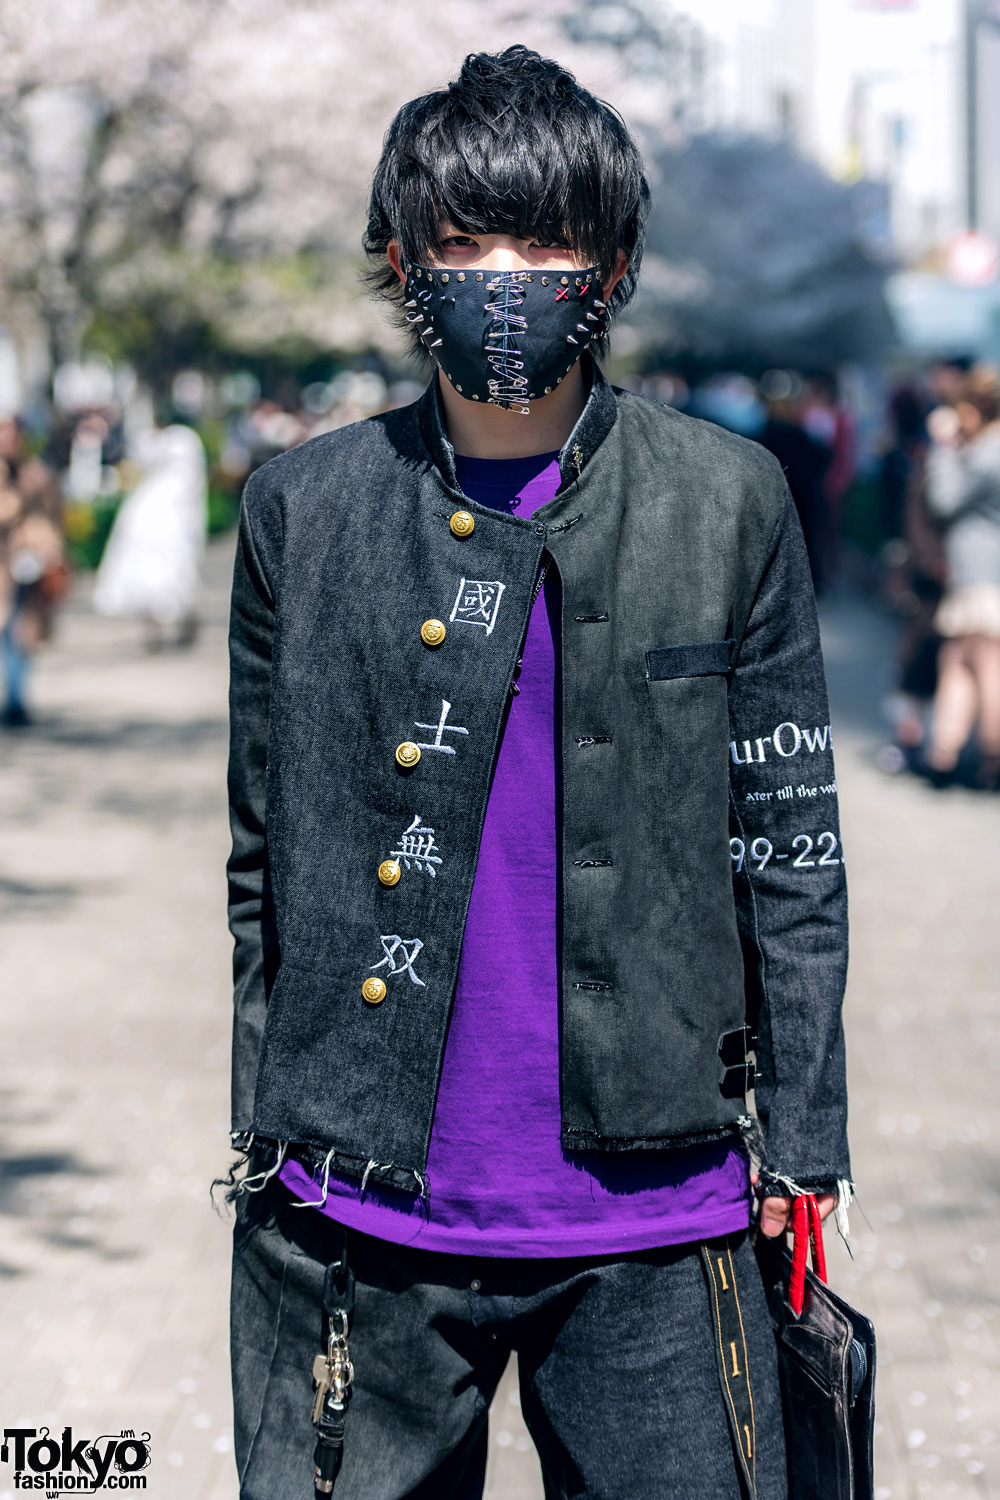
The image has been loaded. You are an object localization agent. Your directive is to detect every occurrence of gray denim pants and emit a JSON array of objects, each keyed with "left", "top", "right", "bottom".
[{"left": 231, "top": 1180, "right": 787, "bottom": 1500}]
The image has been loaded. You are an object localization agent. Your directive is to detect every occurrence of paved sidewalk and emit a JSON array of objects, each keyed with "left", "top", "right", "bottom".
[
  {"left": 0, "top": 540, "right": 996, "bottom": 1499},
  {"left": 819, "top": 596, "right": 1000, "bottom": 1500}
]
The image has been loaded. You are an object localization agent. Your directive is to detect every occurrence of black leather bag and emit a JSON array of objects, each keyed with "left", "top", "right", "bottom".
[{"left": 755, "top": 1195, "right": 876, "bottom": 1500}]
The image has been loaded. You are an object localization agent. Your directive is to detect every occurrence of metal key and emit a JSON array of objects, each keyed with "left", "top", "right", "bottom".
[{"left": 312, "top": 1351, "right": 333, "bottom": 1424}]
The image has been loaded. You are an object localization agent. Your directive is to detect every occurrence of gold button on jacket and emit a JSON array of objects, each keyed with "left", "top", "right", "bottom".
[
  {"left": 450, "top": 510, "right": 475, "bottom": 538},
  {"left": 362, "top": 977, "right": 387, "bottom": 1005},
  {"left": 378, "top": 859, "right": 401, "bottom": 887},
  {"left": 395, "top": 741, "right": 421, "bottom": 768},
  {"left": 420, "top": 619, "right": 446, "bottom": 647}
]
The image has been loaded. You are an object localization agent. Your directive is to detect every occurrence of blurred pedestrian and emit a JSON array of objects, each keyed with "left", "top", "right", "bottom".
[
  {"left": 879, "top": 386, "right": 926, "bottom": 542},
  {"left": 94, "top": 416, "right": 207, "bottom": 650},
  {"left": 756, "top": 369, "right": 832, "bottom": 592},
  {"left": 924, "top": 366, "right": 1000, "bottom": 787},
  {"left": 877, "top": 387, "right": 944, "bottom": 764},
  {"left": 928, "top": 356, "right": 973, "bottom": 409},
  {"left": 0, "top": 417, "right": 67, "bottom": 727},
  {"left": 246, "top": 399, "right": 308, "bottom": 472},
  {"left": 803, "top": 373, "right": 856, "bottom": 580}
]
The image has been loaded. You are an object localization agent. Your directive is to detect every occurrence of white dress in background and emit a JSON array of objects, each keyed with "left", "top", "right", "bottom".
[{"left": 94, "top": 424, "right": 208, "bottom": 625}]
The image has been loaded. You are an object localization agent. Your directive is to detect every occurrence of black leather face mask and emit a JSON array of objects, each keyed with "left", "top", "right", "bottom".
[{"left": 403, "top": 262, "right": 607, "bottom": 414}]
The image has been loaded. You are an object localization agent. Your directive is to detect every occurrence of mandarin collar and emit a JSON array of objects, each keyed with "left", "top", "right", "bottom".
[{"left": 416, "top": 356, "right": 618, "bottom": 500}]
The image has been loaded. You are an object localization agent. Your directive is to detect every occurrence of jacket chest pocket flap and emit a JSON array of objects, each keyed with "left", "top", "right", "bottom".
[{"left": 646, "top": 639, "right": 733, "bottom": 681}]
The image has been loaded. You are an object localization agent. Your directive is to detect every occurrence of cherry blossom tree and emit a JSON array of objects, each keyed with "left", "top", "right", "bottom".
[{"left": 0, "top": 0, "right": 634, "bottom": 377}]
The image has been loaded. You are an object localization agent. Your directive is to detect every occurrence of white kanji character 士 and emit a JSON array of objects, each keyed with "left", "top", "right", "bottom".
[{"left": 414, "top": 698, "right": 469, "bottom": 755}]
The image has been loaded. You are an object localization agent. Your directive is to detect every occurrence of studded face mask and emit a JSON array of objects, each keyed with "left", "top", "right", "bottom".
[{"left": 403, "top": 263, "right": 607, "bottom": 415}]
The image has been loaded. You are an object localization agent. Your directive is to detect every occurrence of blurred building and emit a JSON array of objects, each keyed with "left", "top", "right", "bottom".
[
  {"left": 668, "top": 0, "right": 962, "bottom": 261},
  {"left": 968, "top": 0, "right": 1000, "bottom": 245},
  {"left": 655, "top": 0, "right": 1000, "bottom": 361}
]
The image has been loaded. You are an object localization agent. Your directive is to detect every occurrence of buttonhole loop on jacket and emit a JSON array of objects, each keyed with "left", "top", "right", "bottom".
[
  {"left": 572, "top": 980, "right": 613, "bottom": 992},
  {"left": 575, "top": 735, "right": 613, "bottom": 748},
  {"left": 573, "top": 858, "right": 613, "bottom": 868},
  {"left": 574, "top": 612, "right": 609, "bottom": 622},
  {"left": 548, "top": 513, "right": 583, "bottom": 534}
]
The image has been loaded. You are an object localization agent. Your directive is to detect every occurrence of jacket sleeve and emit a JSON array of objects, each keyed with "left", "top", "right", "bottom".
[
  {"left": 728, "top": 488, "right": 851, "bottom": 1192},
  {"left": 227, "top": 482, "right": 278, "bottom": 1134}
]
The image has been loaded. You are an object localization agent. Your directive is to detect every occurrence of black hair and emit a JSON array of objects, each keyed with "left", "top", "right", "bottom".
[{"left": 364, "top": 46, "right": 650, "bottom": 359}]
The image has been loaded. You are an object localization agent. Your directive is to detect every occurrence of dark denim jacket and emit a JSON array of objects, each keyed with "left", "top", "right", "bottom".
[{"left": 227, "top": 367, "right": 850, "bottom": 1196}]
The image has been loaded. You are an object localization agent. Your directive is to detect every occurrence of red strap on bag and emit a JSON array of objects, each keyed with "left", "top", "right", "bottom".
[{"left": 787, "top": 1193, "right": 828, "bottom": 1315}]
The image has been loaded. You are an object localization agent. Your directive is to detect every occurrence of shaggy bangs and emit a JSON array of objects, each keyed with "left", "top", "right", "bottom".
[{"left": 364, "top": 46, "right": 649, "bottom": 360}]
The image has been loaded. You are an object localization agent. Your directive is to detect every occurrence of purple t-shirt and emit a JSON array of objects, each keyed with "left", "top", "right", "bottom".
[{"left": 281, "top": 450, "right": 751, "bottom": 1255}]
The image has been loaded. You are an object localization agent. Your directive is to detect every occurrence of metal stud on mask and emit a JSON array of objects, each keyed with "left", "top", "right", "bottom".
[{"left": 403, "top": 263, "right": 605, "bottom": 415}]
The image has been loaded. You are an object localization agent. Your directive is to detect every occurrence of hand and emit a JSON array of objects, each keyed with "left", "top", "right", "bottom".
[
  {"left": 751, "top": 1173, "right": 837, "bottom": 1238},
  {"left": 927, "top": 404, "right": 961, "bottom": 447}
]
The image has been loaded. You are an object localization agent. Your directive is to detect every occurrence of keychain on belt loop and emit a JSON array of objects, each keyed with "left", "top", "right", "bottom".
[{"left": 311, "top": 1244, "right": 355, "bottom": 1494}]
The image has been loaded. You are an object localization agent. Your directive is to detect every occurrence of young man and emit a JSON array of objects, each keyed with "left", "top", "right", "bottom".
[{"left": 227, "top": 46, "right": 850, "bottom": 1500}]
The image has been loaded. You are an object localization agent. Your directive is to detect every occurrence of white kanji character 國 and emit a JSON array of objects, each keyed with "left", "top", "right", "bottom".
[{"left": 449, "top": 578, "right": 506, "bottom": 635}]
